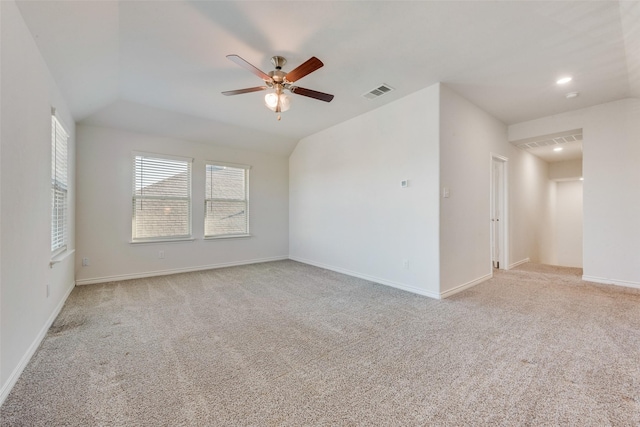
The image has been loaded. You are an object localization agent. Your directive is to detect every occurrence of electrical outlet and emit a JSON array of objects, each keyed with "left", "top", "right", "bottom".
[
  {"left": 158, "top": 250, "right": 165, "bottom": 259},
  {"left": 82, "top": 257, "right": 89, "bottom": 267},
  {"left": 402, "top": 259, "right": 409, "bottom": 270}
]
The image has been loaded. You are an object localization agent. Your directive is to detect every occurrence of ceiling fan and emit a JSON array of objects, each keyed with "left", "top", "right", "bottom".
[{"left": 222, "top": 55, "right": 334, "bottom": 120}]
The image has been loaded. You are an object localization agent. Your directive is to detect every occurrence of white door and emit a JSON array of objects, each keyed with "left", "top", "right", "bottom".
[{"left": 491, "top": 155, "right": 507, "bottom": 269}]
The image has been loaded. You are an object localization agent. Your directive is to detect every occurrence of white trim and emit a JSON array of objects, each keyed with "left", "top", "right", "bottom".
[
  {"left": 51, "top": 106, "right": 72, "bottom": 136},
  {"left": 289, "top": 256, "right": 441, "bottom": 299},
  {"left": 130, "top": 237, "right": 195, "bottom": 245},
  {"left": 204, "top": 234, "right": 251, "bottom": 240},
  {"left": 132, "top": 151, "right": 193, "bottom": 163},
  {"left": 51, "top": 245, "right": 67, "bottom": 259},
  {"left": 49, "top": 248, "right": 75, "bottom": 268},
  {"left": 0, "top": 280, "right": 75, "bottom": 406},
  {"left": 582, "top": 275, "right": 640, "bottom": 290},
  {"left": 508, "top": 257, "right": 530, "bottom": 270},
  {"left": 440, "top": 272, "right": 493, "bottom": 299},
  {"left": 206, "top": 160, "right": 251, "bottom": 170},
  {"left": 75, "top": 256, "right": 288, "bottom": 285}
]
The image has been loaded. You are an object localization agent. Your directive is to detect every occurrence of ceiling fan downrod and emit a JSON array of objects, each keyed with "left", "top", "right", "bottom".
[{"left": 271, "top": 56, "right": 286, "bottom": 70}]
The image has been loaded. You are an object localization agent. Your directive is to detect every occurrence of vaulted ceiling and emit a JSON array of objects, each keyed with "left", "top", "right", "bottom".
[{"left": 16, "top": 1, "right": 640, "bottom": 155}]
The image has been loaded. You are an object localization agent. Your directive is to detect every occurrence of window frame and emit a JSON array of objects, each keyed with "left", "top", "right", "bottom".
[
  {"left": 204, "top": 161, "right": 251, "bottom": 239},
  {"left": 131, "top": 152, "right": 194, "bottom": 243},
  {"left": 51, "top": 112, "right": 69, "bottom": 256}
]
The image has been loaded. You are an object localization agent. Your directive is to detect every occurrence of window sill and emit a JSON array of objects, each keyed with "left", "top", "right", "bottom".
[
  {"left": 204, "top": 234, "right": 252, "bottom": 240},
  {"left": 50, "top": 249, "right": 75, "bottom": 268},
  {"left": 130, "top": 237, "right": 195, "bottom": 245}
]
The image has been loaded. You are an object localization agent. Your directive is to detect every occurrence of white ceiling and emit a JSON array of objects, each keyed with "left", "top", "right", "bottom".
[
  {"left": 524, "top": 141, "right": 583, "bottom": 164},
  {"left": 15, "top": 1, "right": 640, "bottom": 155},
  {"left": 511, "top": 129, "right": 584, "bottom": 163}
]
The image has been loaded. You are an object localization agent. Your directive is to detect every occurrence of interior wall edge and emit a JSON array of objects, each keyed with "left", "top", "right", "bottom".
[
  {"left": 289, "top": 256, "right": 441, "bottom": 300},
  {"left": 439, "top": 272, "right": 493, "bottom": 299},
  {"left": 507, "top": 257, "right": 530, "bottom": 270}
]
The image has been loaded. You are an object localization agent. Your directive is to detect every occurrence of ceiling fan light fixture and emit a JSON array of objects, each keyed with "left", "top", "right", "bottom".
[
  {"left": 223, "top": 54, "right": 333, "bottom": 119},
  {"left": 264, "top": 92, "right": 291, "bottom": 112}
]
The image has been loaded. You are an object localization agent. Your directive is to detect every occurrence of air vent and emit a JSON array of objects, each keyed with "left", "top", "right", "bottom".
[
  {"left": 363, "top": 84, "right": 394, "bottom": 99},
  {"left": 511, "top": 129, "right": 583, "bottom": 151}
]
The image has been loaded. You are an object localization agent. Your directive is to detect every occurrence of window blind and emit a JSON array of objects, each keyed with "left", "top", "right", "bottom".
[
  {"left": 205, "top": 163, "right": 249, "bottom": 237},
  {"left": 51, "top": 115, "right": 69, "bottom": 253},
  {"left": 132, "top": 154, "right": 192, "bottom": 240}
]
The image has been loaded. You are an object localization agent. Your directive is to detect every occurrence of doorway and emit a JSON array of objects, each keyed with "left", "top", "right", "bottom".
[
  {"left": 490, "top": 154, "right": 508, "bottom": 269},
  {"left": 553, "top": 178, "right": 583, "bottom": 267}
]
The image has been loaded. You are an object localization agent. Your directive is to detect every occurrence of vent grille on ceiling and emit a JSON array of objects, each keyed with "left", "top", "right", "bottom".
[
  {"left": 362, "top": 84, "right": 394, "bottom": 99},
  {"left": 512, "top": 130, "right": 583, "bottom": 150}
]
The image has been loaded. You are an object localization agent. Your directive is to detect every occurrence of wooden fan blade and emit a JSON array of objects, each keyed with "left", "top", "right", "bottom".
[
  {"left": 289, "top": 86, "right": 334, "bottom": 102},
  {"left": 226, "top": 55, "right": 272, "bottom": 81},
  {"left": 284, "top": 57, "right": 324, "bottom": 83},
  {"left": 222, "top": 86, "right": 267, "bottom": 96}
]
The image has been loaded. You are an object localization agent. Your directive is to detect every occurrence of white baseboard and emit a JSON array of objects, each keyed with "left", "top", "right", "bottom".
[
  {"left": 508, "top": 257, "right": 530, "bottom": 270},
  {"left": 75, "top": 256, "right": 289, "bottom": 285},
  {"left": 289, "top": 256, "right": 441, "bottom": 299},
  {"left": 439, "top": 272, "right": 493, "bottom": 299},
  {"left": 0, "top": 280, "right": 75, "bottom": 406},
  {"left": 582, "top": 275, "right": 640, "bottom": 290}
]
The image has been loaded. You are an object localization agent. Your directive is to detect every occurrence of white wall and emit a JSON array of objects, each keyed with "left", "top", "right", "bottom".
[
  {"left": 75, "top": 125, "right": 289, "bottom": 284},
  {"left": 289, "top": 83, "right": 554, "bottom": 299},
  {"left": 549, "top": 159, "right": 582, "bottom": 181},
  {"left": 555, "top": 180, "right": 583, "bottom": 268},
  {"left": 539, "top": 179, "right": 557, "bottom": 266},
  {"left": 439, "top": 85, "right": 552, "bottom": 294},
  {"left": 509, "top": 98, "right": 640, "bottom": 288},
  {"left": 1, "top": 0, "right": 76, "bottom": 401},
  {"left": 544, "top": 159, "right": 583, "bottom": 268},
  {"left": 289, "top": 84, "right": 441, "bottom": 297}
]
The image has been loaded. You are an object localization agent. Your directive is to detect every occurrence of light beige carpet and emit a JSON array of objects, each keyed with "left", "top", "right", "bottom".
[{"left": 2, "top": 260, "right": 639, "bottom": 426}]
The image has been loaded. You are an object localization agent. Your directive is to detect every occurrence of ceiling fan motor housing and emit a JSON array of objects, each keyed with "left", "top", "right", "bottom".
[
  {"left": 222, "top": 54, "right": 334, "bottom": 105},
  {"left": 268, "top": 70, "right": 287, "bottom": 85}
]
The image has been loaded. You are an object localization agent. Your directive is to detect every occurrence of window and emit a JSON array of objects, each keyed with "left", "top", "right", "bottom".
[
  {"left": 132, "top": 153, "right": 192, "bottom": 241},
  {"left": 205, "top": 162, "right": 250, "bottom": 237},
  {"left": 51, "top": 113, "right": 69, "bottom": 254}
]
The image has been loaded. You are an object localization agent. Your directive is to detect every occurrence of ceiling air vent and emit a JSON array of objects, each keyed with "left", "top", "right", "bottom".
[
  {"left": 362, "top": 84, "right": 394, "bottom": 100},
  {"left": 511, "top": 129, "right": 583, "bottom": 151}
]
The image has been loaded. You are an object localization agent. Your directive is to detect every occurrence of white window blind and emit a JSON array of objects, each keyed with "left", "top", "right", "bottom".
[
  {"left": 132, "top": 154, "right": 192, "bottom": 241},
  {"left": 205, "top": 163, "right": 249, "bottom": 237},
  {"left": 51, "top": 114, "right": 69, "bottom": 253}
]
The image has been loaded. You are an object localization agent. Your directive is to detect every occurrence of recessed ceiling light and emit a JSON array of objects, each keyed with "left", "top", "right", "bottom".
[
  {"left": 553, "top": 147, "right": 563, "bottom": 152},
  {"left": 566, "top": 92, "right": 579, "bottom": 99},
  {"left": 557, "top": 76, "right": 572, "bottom": 85},
  {"left": 580, "top": 177, "right": 584, "bottom": 181}
]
